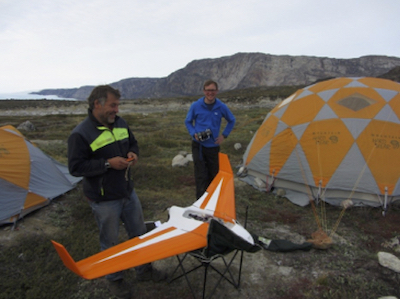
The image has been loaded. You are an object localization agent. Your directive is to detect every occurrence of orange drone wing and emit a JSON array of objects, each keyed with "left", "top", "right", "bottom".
[
  {"left": 194, "top": 152, "right": 236, "bottom": 222},
  {"left": 52, "top": 153, "right": 236, "bottom": 280},
  {"left": 52, "top": 220, "right": 208, "bottom": 279}
]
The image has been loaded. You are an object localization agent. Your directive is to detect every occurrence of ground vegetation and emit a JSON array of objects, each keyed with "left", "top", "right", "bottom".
[{"left": 0, "top": 93, "right": 399, "bottom": 299}]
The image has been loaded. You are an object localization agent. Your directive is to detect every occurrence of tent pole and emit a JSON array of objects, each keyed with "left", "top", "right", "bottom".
[
  {"left": 382, "top": 187, "right": 388, "bottom": 217},
  {"left": 266, "top": 170, "right": 276, "bottom": 192}
]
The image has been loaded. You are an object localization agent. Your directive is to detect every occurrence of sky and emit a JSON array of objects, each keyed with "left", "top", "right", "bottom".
[{"left": 1, "top": 0, "right": 400, "bottom": 96}]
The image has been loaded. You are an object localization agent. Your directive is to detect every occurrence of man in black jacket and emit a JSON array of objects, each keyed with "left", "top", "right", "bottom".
[{"left": 68, "top": 85, "right": 165, "bottom": 299}]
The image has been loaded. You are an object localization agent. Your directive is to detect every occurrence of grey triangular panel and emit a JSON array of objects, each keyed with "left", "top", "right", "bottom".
[
  {"left": 247, "top": 142, "right": 271, "bottom": 175},
  {"left": 327, "top": 144, "right": 379, "bottom": 194},
  {"left": 342, "top": 118, "right": 371, "bottom": 139},
  {"left": 292, "top": 123, "right": 309, "bottom": 140},
  {"left": 242, "top": 131, "right": 259, "bottom": 164},
  {"left": 278, "top": 144, "right": 315, "bottom": 187},
  {"left": 273, "top": 103, "right": 289, "bottom": 119},
  {"left": 345, "top": 79, "right": 368, "bottom": 88},
  {"left": 0, "top": 178, "right": 27, "bottom": 221},
  {"left": 313, "top": 104, "right": 339, "bottom": 121},
  {"left": 393, "top": 177, "right": 400, "bottom": 196},
  {"left": 295, "top": 89, "right": 314, "bottom": 101},
  {"left": 374, "top": 88, "right": 398, "bottom": 102},
  {"left": 274, "top": 120, "right": 290, "bottom": 137},
  {"left": 374, "top": 104, "right": 400, "bottom": 124},
  {"left": 26, "top": 141, "right": 76, "bottom": 198},
  {"left": 318, "top": 89, "right": 338, "bottom": 102}
]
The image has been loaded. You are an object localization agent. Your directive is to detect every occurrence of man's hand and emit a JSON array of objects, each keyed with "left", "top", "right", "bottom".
[
  {"left": 126, "top": 152, "right": 138, "bottom": 166},
  {"left": 107, "top": 154, "right": 137, "bottom": 170},
  {"left": 214, "top": 135, "right": 225, "bottom": 145}
]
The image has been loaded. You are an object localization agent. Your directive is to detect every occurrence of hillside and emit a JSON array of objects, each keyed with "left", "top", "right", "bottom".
[
  {"left": 378, "top": 66, "right": 400, "bottom": 82},
  {"left": 32, "top": 52, "right": 400, "bottom": 100}
]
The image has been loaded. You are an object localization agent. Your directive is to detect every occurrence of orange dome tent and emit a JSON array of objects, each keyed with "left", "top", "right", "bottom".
[
  {"left": 240, "top": 77, "right": 400, "bottom": 209},
  {"left": 0, "top": 125, "right": 81, "bottom": 225}
]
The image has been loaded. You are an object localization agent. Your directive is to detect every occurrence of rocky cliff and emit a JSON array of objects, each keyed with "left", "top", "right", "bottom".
[{"left": 32, "top": 52, "right": 400, "bottom": 100}]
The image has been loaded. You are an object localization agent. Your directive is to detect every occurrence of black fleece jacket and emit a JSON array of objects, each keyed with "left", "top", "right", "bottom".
[{"left": 68, "top": 109, "right": 139, "bottom": 202}]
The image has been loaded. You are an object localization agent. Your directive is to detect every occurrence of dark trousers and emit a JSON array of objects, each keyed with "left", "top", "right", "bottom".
[
  {"left": 192, "top": 141, "right": 220, "bottom": 199},
  {"left": 89, "top": 190, "right": 150, "bottom": 281}
]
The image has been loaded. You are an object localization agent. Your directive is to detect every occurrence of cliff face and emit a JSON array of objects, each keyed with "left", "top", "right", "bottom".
[
  {"left": 378, "top": 66, "right": 400, "bottom": 82},
  {"left": 32, "top": 52, "right": 400, "bottom": 100}
]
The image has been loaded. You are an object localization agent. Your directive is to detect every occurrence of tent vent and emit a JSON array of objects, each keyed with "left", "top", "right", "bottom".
[{"left": 337, "top": 93, "right": 376, "bottom": 111}]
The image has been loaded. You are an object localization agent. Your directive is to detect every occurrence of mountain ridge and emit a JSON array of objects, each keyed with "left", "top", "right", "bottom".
[{"left": 32, "top": 52, "right": 400, "bottom": 100}]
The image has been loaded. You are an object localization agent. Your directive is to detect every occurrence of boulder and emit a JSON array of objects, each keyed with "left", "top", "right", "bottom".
[
  {"left": 172, "top": 154, "right": 190, "bottom": 167},
  {"left": 378, "top": 252, "right": 400, "bottom": 273},
  {"left": 17, "top": 120, "right": 36, "bottom": 131},
  {"left": 234, "top": 143, "right": 242, "bottom": 150}
]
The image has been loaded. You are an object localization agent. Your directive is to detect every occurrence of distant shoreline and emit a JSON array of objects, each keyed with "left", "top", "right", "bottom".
[
  {"left": 0, "top": 99, "right": 83, "bottom": 109},
  {"left": 0, "top": 98, "right": 279, "bottom": 116},
  {"left": 0, "top": 91, "right": 77, "bottom": 101}
]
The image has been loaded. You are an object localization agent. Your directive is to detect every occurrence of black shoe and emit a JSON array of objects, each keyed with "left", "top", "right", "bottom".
[
  {"left": 137, "top": 267, "right": 167, "bottom": 282},
  {"left": 108, "top": 279, "right": 131, "bottom": 299}
]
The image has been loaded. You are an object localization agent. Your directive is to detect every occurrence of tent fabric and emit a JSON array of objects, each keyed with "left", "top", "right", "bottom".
[
  {"left": 240, "top": 77, "right": 400, "bottom": 207},
  {"left": 0, "top": 125, "right": 81, "bottom": 224}
]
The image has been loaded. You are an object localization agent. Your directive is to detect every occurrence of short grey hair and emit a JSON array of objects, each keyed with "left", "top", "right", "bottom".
[{"left": 87, "top": 85, "right": 121, "bottom": 109}]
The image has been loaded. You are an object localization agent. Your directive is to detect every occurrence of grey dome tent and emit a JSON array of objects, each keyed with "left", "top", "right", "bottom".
[{"left": 0, "top": 125, "right": 81, "bottom": 225}]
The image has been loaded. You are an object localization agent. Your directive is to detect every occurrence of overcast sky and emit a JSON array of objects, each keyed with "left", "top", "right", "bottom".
[{"left": 1, "top": 0, "right": 399, "bottom": 94}]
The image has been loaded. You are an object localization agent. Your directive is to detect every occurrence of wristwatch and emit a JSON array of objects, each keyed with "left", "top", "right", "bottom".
[{"left": 105, "top": 161, "right": 111, "bottom": 169}]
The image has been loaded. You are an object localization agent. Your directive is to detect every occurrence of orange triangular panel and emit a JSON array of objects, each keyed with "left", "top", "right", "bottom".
[
  {"left": 245, "top": 115, "right": 279, "bottom": 165},
  {"left": 270, "top": 128, "right": 298, "bottom": 176},
  {"left": 280, "top": 94, "right": 325, "bottom": 127},
  {"left": 0, "top": 129, "right": 30, "bottom": 189},
  {"left": 300, "top": 119, "right": 354, "bottom": 187},
  {"left": 359, "top": 77, "right": 400, "bottom": 90},
  {"left": 23, "top": 192, "right": 48, "bottom": 210},
  {"left": 357, "top": 120, "right": 400, "bottom": 194},
  {"left": 389, "top": 93, "right": 400, "bottom": 120},
  {"left": 308, "top": 77, "right": 353, "bottom": 93}
]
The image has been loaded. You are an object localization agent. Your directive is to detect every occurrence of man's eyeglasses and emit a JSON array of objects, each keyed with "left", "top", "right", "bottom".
[{"left": 204, "top": 89, "right": 217, "bottom": 92}]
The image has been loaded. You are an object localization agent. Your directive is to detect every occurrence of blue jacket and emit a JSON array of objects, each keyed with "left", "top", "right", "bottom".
[{"left": 185, "top": 97, "right": 236, "bottom": 147}]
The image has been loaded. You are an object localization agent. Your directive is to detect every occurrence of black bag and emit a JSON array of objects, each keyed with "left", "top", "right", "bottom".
[{"left": 204, "top": 219, "right": 261, "bottom": 257}]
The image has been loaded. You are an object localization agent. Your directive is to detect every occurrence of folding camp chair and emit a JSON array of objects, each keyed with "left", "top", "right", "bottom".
[
  {"left": 169, "top": 246, "right": 244, "bottom": 299},
  {"left": 168, "top": 208, "right": 258, "bottom": 299}
]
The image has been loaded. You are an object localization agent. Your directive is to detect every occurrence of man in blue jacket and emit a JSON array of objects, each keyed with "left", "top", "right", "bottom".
[
  {"left": 68, "top": 85, "right": 165, "bottom": 299},
  {"left": 185, "top": 80, "right": 236, "bottom": 199}
]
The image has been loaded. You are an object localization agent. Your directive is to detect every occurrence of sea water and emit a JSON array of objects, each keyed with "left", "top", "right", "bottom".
[{"left": 0, "top": 91, "right": 76, "bottom": 101}]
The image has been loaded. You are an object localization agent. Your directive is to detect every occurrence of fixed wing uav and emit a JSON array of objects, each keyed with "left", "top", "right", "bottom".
[{"left": 51, "top": 153, "right": 255, "bottom": 279}]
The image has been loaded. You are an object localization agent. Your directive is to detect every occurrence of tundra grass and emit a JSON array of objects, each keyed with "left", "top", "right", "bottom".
[{"left": 1, "top": 104, "right": 400, "bottom": 299}]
